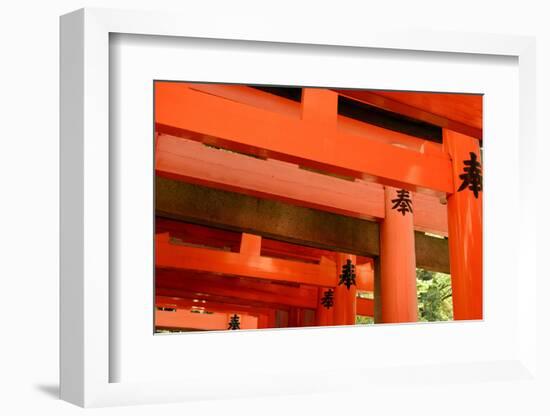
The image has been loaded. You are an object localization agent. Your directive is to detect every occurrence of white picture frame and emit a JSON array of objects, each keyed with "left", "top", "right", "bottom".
[{"left": 60, "top": 7, "right": 539, "bottom": 408}]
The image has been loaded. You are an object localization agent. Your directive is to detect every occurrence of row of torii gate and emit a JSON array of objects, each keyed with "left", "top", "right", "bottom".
[{"left": 154, "top": 82, "right": 482, "bottom": 331}]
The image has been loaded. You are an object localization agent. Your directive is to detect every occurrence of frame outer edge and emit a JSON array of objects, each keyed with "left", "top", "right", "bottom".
[
  {"left": 517, "top": 38, "right": 537, "bottom": 376},
  {"left": 82, "top": 8, "right": 111, "bottom": 407},
  {"left": 87, "top": 7, "right": 532, "bottom": 57},
  {"left": 60, "top": 8, "right": 85, "bottom": 407},
  {"left": 58, "top": 7, "right": 538, "bottom": 407}
]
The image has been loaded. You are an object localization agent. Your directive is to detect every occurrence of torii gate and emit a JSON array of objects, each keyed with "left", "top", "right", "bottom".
[
  {"left": 154, "top": 82, "right": 482, "bottom": 327},
  {"left": 155, "top": 230, "right": 374, "bottom": 328}
]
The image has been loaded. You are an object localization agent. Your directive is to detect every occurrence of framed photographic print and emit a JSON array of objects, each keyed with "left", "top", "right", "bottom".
[
  {"left": 60, "top": 7, "right": 538, "bottom": 408},
  {"left": 153, "top": 80, "right": 478, "bottom": 332}
]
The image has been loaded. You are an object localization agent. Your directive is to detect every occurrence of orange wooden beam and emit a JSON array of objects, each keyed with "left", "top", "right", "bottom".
[
  {"left": 156, "top": 309, "right": 258, "bottom": 331},
  {"left": 156, "top": 295, "right": 272, "bottom": 318},
  {"left": 156, "top": 286, "right": 313, "bottom": 311},
  {"left": 156, "top": 217, "right": 241, "bottom": 252},
  {"left": 156, "top": 134, "right": 448, "bottom": 235},
  {"left": 337, "top": 89, "right": 483, "bottom": 140},
  {"left": 156, "top": 217, "right": 342, "bottom": 263},
  {"left": 156, "top": 233, "right": 338, "bottom": 287},
  {"left": 155, "top": 82, "right": 453, "bottom": 194},
  {"left": 186, "top": 83, "right": 302, "bottom": 118},
  {"left": 156, "top": 269, "right": 319, "bottom": 309},
  {"left": 156, "top": 297, "right": 274, "bottom": 329},
  {"left": 186, "top": 83, "right": 448, "bottom": 150},
  {"left": 261, "top": 239, "right": 337, "bottom": 263}
]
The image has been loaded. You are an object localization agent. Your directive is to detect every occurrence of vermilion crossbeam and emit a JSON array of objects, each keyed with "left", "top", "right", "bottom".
[
  {"left": 156, "top": 269, "right": 319, "bottom": 309},
  {"left": 157, "top": 285, "right": 317, "bottom": 310},
  {"left": 156, "top": 295, "right": 272, "bottom": 318},
  {"left": 155, "top": 83, "right": 454, "bottom": 194},
  {"left": 156, "top": 233, "right": 338, "bottom": 287},
  {"left": 156, "top": 217, "right": 347, "bottom": 263},
  {"left": 156, "top": 134, "right": 448, "bottom": 235},
  {"left": 335, "top": 89, "right": 483, "bottom": 140},
  {"left": 156, "top": 309, "right": 258, "bottom": 331}
]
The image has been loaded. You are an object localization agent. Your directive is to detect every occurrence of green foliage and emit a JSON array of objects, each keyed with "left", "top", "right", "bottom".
[
  {"left": 357, "top": 291, "right": 374, "bottom": 300},
  {"left": 356, "top": 315, "right": 374, "bottom": 325},
  {"left": 416, "top": 269, "right": 453, "bottom": 322},
  {"left": 416, "top": 268, "right": 433, "bottom": 281}
]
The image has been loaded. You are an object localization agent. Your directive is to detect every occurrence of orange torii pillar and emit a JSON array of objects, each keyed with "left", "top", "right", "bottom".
[
  {"left": 380, "top": 186, "right": 418, "bottom": 323},
  {"left": 316, "top": 287, "right": 334, "bottom": 326},
  {"left": 444, "top": 130, "right": 483, "bottom": 320},
  {"left": 257, "top": 313, "right": 269, "bottom": 329},
  {"left": 258, "top": 311, "right": 277, "bottom": 329},
  {"left": 267, "top": 310, "right": 277, "bottom": 328},
  {"left": 302, "top": 88, "right": 342, "bottom": 326},
  {"left": 333, "top": 254, "right": 357, "bottom": 325},
  {"left": 288, "top": 308, "right": 302, "bottom": 327}
]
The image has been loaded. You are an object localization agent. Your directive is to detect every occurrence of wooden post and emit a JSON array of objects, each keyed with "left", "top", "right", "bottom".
[
  {"left": 444, "top": 130, "right": 483, "bottom": 320},
  {"left": 316, "top": 287, "right": 334, "bottom": 326},
  {"left": 240, "top": 233, "right": 262, "bottom": 255},
  {"left": 267, "top": 310, "right": 277, "bottom": 328},
  {"left": 333, "top": 253, "right": 357, "bottom": 325},
  {"left": 301, "top": 88, "right": 338, "bottom": 126},
  {"left": 373, "top": 256, "right": 382, "bottom": 323},
  {"left": 380, "top": 186, "right": 418, "bottom": 323},
  {"left": 288, "top": 308, "right": 301, "bottom": 327}
]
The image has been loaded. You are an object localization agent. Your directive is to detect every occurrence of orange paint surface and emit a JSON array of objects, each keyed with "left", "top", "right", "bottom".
[
  {"left": 333, "top": 254, "right": 357, "bottom": 325},
  {"left": 154, "top": 82, "right": 483, "bottom": 328},
  {"left": 156, "top": 309, "right": 258, "bottom": 331},
  {"left": 156, "top": 134, "right": 448, "bottom": 235},
  {"left": 316, "top": 287, "right": 335, "bottom": 326},
  {"left": 157, "top": 269, "right": 319, "bottom": 309},
  {"left": 240, "top": 233, "right": 262, "bottom": 256},
  {"left": 380, "top": 186, "right": 418, "bottom": 323},
  {"left": 335, "top": 89, "right": 482, "bottom": 140},
  {"left": 444, "top": 130, "right": 483, "bottom": 320},
  {"left": 356, "top": 298, "right": 374, "bottom": 317},
  {"left": 156, "top": 295, "right": 271, "bottom": 318},
  {"left": 156, "top": 233, "right": 337, "bottom": 287},
  {"left": 155, "top": 82, "right": 453, "bottom": 194}
]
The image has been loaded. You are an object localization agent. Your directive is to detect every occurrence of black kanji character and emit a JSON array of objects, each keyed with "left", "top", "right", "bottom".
[
  {"left": 320, "top": 289, "right": 335, "bottom": 309},
  {"left": 338, "top": 259, "right": 356, "bottom": 290},
  {"left": 228, "top": 314, "right": 240, "bottom": 330},
  {"left": 391, "top": 189, "right": 413, "bottom": 216},
  {"left": 457, "top": 152, "right": 482, "bottom": 198}
]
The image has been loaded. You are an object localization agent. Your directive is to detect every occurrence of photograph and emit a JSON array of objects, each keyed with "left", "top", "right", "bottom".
[
  {"left": 153, "top": 81, "right": 483, "bottom": 332},
  {"left": 1, "top": 0, "right": 545, "bottom": 413}
]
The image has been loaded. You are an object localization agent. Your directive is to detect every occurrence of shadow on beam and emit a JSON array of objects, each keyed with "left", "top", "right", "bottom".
[{"left": 155, "top": 176, "right": 449, "bottom": 273}]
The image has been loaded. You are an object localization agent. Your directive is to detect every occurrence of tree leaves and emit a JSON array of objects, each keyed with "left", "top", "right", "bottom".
[{"left": 416, "top": 269, "right": 453, "bottom": 322}]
